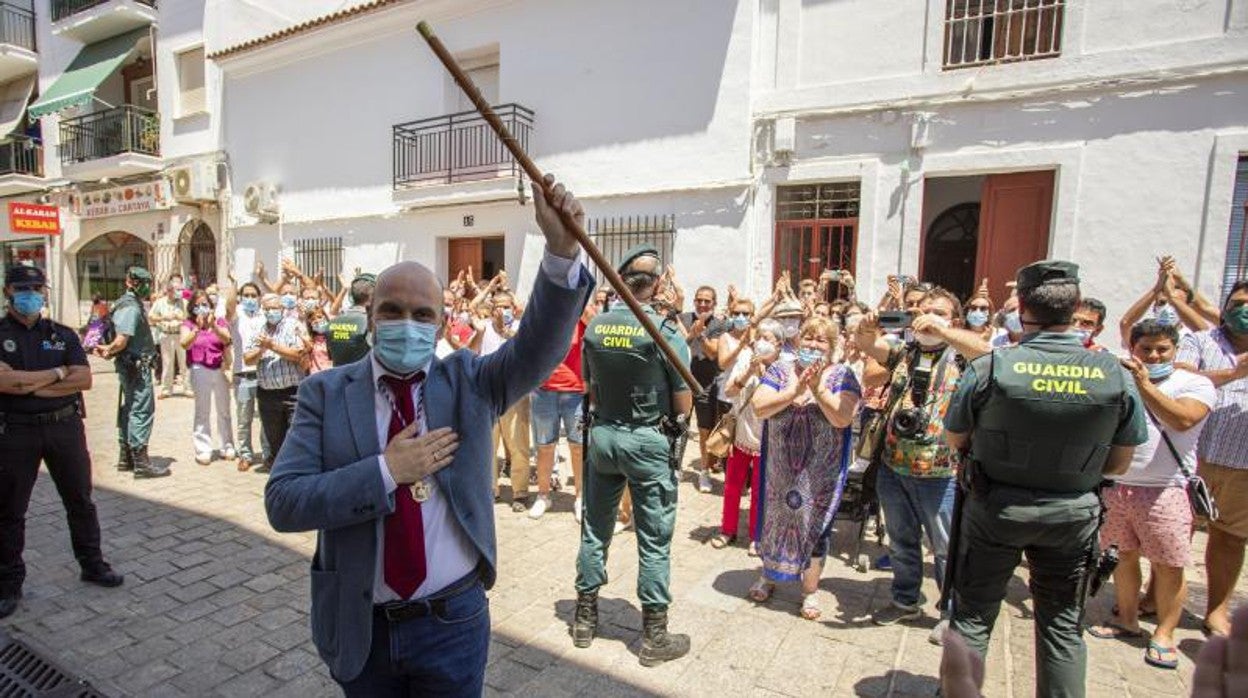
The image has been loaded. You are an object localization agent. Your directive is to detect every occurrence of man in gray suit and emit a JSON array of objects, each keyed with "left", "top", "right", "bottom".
[{"left": 265, "top": 175, "right": 592, "bottom": 695}]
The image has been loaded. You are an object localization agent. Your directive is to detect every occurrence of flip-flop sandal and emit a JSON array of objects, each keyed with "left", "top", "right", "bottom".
[
  {"left": 800, "top": 594, "right": 821, "bottom": 621},
  {"left": 1087, "top": 622, "right": 1146, "bottom": 640},
  {"left": 710, "top": 534, "right": 736, "bottom": 549},
  {"left": 748, "top": 577, "right": 775, "bottom": 603},
  {"left": 1111, "top": 604, "right": 1157, "bottom": 620},
  {"left": 1202, "top": 622, "right": 1229, "bottom": 637},
  {"left": 1144, "top": 642, "right": 1179, "bottom": 669}
]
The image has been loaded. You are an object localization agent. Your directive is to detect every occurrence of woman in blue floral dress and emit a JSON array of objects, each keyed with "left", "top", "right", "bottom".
[{"left": 748, "top": 316, "right": 860, "bottom": 619}]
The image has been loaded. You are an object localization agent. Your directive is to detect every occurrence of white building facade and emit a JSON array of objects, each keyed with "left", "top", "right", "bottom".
[
  {"left": 203, "top": 0, "right": 1248, "bottom": 329},
  {"left": 0, "top": 0, "right": 224, "bottom": 326}
]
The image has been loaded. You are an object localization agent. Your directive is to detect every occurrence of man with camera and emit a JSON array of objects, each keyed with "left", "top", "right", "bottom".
[
  {"left": 855, "top": 286, "right": 968, "bottom": 641},
  {"left": 943, "top": 261, "right": 1148, "bottom": 698}
]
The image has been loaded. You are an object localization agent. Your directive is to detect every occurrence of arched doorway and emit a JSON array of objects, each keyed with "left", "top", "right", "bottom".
[
  {"left": 177, "top": 220, "right": 216, "bottom": 289},
  {"left": 76, "top": 231, "right": 153, "bottom": 302},
  {"left": 923, "top": 202, "right": 979, "bottom": 302}
]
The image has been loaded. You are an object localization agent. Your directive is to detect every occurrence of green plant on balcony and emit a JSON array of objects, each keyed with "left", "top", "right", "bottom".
[{"left": 137, "top": 114, "right": 158, "bottom": 154}]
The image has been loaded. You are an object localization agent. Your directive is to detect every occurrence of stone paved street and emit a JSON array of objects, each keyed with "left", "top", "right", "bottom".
[{"left": 2, "top": 362, "right": 1243, "bottom": 697}]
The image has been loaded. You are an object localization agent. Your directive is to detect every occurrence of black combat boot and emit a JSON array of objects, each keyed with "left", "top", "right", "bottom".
[
  {"left": 571, "top": 592, "right": 598, "bottom": 648},
  {"left": 638, "top": 607, "right": 690, "bottom": 667},
  {"left": 116, "top": 444, "right": 133, "bottom": 472},
  {"left": 132, "top": 446, "right": 170, "bottom": 479}
]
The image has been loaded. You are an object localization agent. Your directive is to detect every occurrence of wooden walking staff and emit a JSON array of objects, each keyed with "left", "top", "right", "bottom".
[{"left": 416, "top": 21, "right": 704, "bottom": 396}]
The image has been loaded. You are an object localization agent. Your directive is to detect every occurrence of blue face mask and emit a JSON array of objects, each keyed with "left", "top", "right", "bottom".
[
  {"left": 312, "top": 320, "right": 329, "bottom": 335},
  {"left": 281, "top": 294, "right": 297, "bottom": 310},
  {"left": 240, "top": 298, "right": 259, "bottom": 314},
  {"left": 1004, "top": 311, "right": 1024, "bottom": 334},
  {"left": 731, "top": 315, "right": 750, "bottom": 331},
  {"left": 11, "top": 290, "right": 44, "bottom": 317},
  {"left": 301, "top": 299, "right": 319, "bottom": 312},
  {"left": 1147, "top": 362, "right": 1175, "bottom": 381},
  {"left": 966, "top": 310, "right": 989, "bottom": 328},
  {"left": 374, "top": 320, "right": 436, "bottom": 375},
  {"left": 264, "top": 309, "right": 284, "bottom": 325},
  {"left": 796, "top": 347, "right": 824, "bottom": 368},
  {"left": 1156, "top": 305, "right": 1180, "bottom": 327},
  {"left": 1074, "top": 329, "right": 1093, "bottom": 347},
  {"left": 501, "top": 309, "right": 515, "bottom": 326}
]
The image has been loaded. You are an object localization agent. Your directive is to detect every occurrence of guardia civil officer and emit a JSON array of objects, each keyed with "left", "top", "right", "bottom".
[
  {"left": 0, "top": 266, "right": 123, "bottom": 620},
  {"left": 326, "top": 273, "right": 375, "bottom": 366},
  {"left": 573, "top": 244, "right": 693, "bottom": 666},
  {"left": 944, "top": 260, "right": 1148, "bottom": 698},
  {"left": 94, "top": 266, "right": 168, "bottom": 478}
]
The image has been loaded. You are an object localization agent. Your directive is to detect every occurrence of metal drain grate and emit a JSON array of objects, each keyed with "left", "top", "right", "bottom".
[{"left": 0, "top": 631, "right": 104, "bottom": 698}]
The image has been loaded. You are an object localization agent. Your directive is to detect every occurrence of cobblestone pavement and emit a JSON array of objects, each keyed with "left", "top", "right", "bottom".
[{"left": 2, "top": 363, "right": 1242, "bottom": 696}]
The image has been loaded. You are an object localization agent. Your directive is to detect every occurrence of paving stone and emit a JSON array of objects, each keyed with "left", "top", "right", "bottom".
[
  {"left": 263, "top": 647, "right": 321, "bottom": 681},
  {"left": 220, "top": 638, "right": 281, "bottom": 673},
  {"left": 215, "top": 667, "right": 279, "bottom": 698}
]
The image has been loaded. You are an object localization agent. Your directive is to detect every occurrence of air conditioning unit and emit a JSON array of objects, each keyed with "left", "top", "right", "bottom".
[
  {"left": 169, "top": 163, "right": 218, "bottom": 203},
  {"left": 243, "top": 181, "right": 280, "bottom": 223}
]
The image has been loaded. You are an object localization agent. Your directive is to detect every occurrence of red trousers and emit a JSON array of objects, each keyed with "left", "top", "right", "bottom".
[{"left": 721, "top": 445, "right": 761, "bottom": 539}]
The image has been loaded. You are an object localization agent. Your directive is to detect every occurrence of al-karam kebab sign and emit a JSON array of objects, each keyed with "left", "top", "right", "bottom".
[{"left": 72, "top": 180, "right": 171, "bottom": 219}]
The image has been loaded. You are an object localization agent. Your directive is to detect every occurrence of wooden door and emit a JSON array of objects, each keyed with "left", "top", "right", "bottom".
[
  {"left": 975, "top": 171, "right": 1054, "bottom": 305},
  {"left": 448, "top": 238, "right": 483, "bottom": 282},
  {"left": 773, "top": 219, "right": 857, "bottom": 300}
]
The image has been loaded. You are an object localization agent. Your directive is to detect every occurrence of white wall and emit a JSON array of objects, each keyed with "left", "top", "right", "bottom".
[
  {"left": 158, "top": 0, "right": 219, "bottom": 160},
  {"left": 218, "top": 0, "right": 754, "bottom": 224},
  {"left": 781, "top": 74, "right": 1248, "bottom": 331}
]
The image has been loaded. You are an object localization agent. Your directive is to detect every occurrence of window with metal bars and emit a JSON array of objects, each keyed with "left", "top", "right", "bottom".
[
  {"left": 293, "top": 237, "right": 344, "bottom": 294},
  {"left": 776, "top": 182, "right": 860, "bottom": 221},
  {"left": 586, "top": 215, "right": 675, "bottom": 286},
  {"left": 943, "top": 0, "right": 1064, "bottom": 70},
  {"left": 1223, "top": 157, "right": 1248, "bottom": 303},
  {"left": 775, "top": 182, "right": 860, "bottom": 299}
]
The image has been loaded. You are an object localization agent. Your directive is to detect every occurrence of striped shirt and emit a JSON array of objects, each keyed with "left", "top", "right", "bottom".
[
  {"left": 1177, "top": 328, "right": 1248, "bottom": 469},
  {"left": 248, "top": 317, "right": 307, "bottom": 390}
]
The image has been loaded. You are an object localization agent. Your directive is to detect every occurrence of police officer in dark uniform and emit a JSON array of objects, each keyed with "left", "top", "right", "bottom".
[
  {"left": 94, "top": 266, "right": 168, "bottom": 478},
  {"left": 326, "top": 273, "right": 375, "bottom": 366},
  {"left": 944, "top": 260, "right": 1148, "bottom": 698},
  {"left": 572, "top": 244, "right": 693, "bottom": 667},
  {"left": 0, "top": 266, "right": 123, "bottom": 619}
]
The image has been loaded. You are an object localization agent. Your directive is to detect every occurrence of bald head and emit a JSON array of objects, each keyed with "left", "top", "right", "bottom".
[{"left": 372, "top": 261, "right": 443, "bottom": 330}]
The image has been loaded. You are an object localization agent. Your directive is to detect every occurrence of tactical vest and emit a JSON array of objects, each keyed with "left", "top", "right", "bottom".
[
  {"left": 584, "top": 307, "right": 688, "bottom": 426},
  {"left": 971, "top": 339, "right": 1126, "bottom": 493}
]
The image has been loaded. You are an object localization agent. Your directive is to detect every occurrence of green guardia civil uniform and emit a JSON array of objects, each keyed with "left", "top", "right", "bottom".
[
  {"left": 575, "top": 298, "right": 690, "bottom": 611},
  {"left": 112, "top": 267, "right": 158, "bottom": 450},
  {"left": 944, "top": 261, "right": 1148, "bottom": 698}
]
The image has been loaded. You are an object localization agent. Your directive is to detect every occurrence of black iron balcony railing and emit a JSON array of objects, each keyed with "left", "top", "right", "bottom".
[
  {"left": 0, "top": 135, "right": 42, "bottom": 176},
  {"left": 393, "top": 103, "right": 533, "bottom": 188},
  {"left": 52, "top": 0, "right": 156, "bottom": 23},
  {"left": 0, "top": 2, "right": 35, "bottom": 51},
  {"left": 60, "top": 104, "right": 159, "bottom": 165}
]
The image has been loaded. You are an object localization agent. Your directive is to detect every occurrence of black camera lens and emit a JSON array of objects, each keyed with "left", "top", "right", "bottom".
[{"left": 891, "top": 408, "right": 929, "bottom": 439}]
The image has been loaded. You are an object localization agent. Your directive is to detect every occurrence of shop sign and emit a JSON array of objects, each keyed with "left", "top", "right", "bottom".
[
  {"left": 8, "top": 202, "right": 60, "bottom": 235},
  {"left": 72, "top": 180, "right": 172, "bottom": 219}
]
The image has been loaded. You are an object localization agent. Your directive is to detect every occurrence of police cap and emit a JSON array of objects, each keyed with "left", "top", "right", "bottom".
[
  {"left": 616, "top": 244, "right": 661, "bottom": 275},
  {"left": 5, "top": 265, "right": 46, "bottom": 289},
  {"left": 1016, "top": 260, "right": 1079, "bottom": 292},
  {"left": 127, "top": 266, "right": 152, "bottom": 281}
]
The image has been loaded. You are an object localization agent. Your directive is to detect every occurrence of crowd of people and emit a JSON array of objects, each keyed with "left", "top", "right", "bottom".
[
  {"left": 91, "top": 253, "right": 1248, "bottom": 647},
  {"left": 2, "top": 162, "right": 1248, "bottom": 694}
]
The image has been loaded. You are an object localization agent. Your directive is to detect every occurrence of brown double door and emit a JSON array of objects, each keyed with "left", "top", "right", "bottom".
[
  {"left": 923, "top": 170, "right": 1054, "bottom": 307},
  {"left": 448, "top": 236, "right": 504, "bottom": 283}
]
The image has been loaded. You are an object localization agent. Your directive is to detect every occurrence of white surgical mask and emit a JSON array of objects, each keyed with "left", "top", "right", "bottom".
[
  {"left": 753, "top": 339, "right": 777, "bottom": 359},
  {"left": 916, "top": 314, "right": 950, "bottom": 348},
  {"left": 779, "top": 317, "right": 801, "bottom": 339}
]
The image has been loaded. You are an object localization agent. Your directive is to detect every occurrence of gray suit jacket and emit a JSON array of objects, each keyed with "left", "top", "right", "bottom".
[{"left": 265, "top": 267, "right": 592, "bottom": 681}]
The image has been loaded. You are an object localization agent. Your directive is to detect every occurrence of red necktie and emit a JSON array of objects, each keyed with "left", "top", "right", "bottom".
[{"left": 381, "top": 372, "right": 427, "bottom": 599}]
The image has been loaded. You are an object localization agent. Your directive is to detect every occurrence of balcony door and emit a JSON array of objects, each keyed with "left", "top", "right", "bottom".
[
  {"left": 448, "top": 236, "right": 504, "bottom": 285},
  {"left": 123, "top": 58, "right": 155, "bottom": 110},
  {"left": 975, "top": 171, "right": 1054, "bottom": 305}
]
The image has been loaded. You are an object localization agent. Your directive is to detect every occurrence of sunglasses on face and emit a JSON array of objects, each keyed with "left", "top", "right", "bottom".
[{"left": 731, "top": 312, "right": 750, "bottom": 318}]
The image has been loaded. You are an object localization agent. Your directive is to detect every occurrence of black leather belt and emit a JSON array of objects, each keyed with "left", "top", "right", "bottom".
[
  {"left": 374, "top": 571, "right": 480, "bottom": 623},
  {"left": 1, "top": 404, "right": 79, "bottom": 425}
]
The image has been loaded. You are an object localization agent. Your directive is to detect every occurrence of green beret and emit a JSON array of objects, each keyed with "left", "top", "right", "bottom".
[
  {"left": 616, "top": 244, "right": 661, "bottom": 275},
  {"left": 1016, "top": 260, "right": 1079, "bottom": 291}
]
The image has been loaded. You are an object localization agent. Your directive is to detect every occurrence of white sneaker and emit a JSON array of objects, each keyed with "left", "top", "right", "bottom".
[
  {"left": 528, "top": 494, "right": 550, "bottom": 520},
  {"left": 573, "top": 498, "right": 583, "bottom": 523},
  {"left": 222, "top": 446, "right": 236, "bottom": 461},
  {"left": 697, "top": 471, "right": 713, "bottom": 493},
  {"left": 194, "top": 453, "right": 212, "bottom": 465},
  {"left": 929, "top": 618, "right": 950, "bottom": 646}
]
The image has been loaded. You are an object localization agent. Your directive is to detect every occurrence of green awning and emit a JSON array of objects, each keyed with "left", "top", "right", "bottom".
[{"left": 28, "top": 28, "right": 148, "bottom": 119}]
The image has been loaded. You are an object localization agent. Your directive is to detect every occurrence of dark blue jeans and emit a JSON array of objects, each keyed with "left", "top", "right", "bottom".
[
  {"left": 339, "top": 582, "right": 490, "bottom": 697},
  {"left": 876, "top": 466, "right": 956, "bottom": 609}
]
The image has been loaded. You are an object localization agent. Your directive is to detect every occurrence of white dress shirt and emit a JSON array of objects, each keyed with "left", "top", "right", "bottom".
[{"left": 372, "top": 248, "right": 585, "bottom": 602}]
